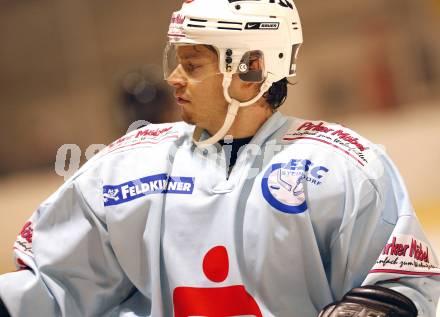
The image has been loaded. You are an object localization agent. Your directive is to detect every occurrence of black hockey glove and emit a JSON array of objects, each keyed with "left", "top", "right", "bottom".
[{"left": 318, "top": 285, "right": 418, "bottom": 317}]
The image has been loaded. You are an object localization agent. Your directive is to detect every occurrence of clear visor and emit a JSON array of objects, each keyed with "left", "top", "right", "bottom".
[
  {"left": 164, "top": 43, "right": 266, "bottom": 84},
  {"left": 163, "top": 43, "right": 222, "bottom": 84}
]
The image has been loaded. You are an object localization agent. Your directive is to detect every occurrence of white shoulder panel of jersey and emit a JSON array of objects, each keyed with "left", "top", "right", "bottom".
[
  {"left": 100, "top": 122, "right": 192, "bottom": 157},
  {"left": 279, "top": 119, "right": 385, "bottom": 181},
  {"left": 54, "top": 122, "right": 193, "bottom": 189}
]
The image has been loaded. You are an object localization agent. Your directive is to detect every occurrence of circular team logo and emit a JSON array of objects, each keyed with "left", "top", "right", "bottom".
[{"left": 261, "top": 163, "right": 307, "bottom": 214}]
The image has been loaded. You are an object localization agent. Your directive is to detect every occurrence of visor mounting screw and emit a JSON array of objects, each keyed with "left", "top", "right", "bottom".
[
  {"left": 239, "top": 63, "right": 248, "bottom": 73},
  {"left": 235, "top": 4, "right": 241, "bottom": 10},
  {"left": 279, "top": 53, "right": 284, "bottom": 59}
]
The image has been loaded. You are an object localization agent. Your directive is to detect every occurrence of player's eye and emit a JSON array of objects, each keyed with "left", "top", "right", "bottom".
[{"left": 182, "top": 62, "right": 201, "bottom": 74}]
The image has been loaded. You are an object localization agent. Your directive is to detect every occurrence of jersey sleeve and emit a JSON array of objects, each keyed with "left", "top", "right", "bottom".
[
  {"left": 0, "top": 165, "right": 134, "bottom": 317},
  {"left": 327, "top": 148, "right": 440, "bottom": 317}
]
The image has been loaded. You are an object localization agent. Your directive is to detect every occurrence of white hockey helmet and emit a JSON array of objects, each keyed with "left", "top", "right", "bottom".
[{"left": 164, "top": 0, "right": 303, "bottom": 147}]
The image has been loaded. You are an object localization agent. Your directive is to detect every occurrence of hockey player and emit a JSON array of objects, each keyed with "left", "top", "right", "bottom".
[{"left": 1, "top": 0, "right": 439, "bottom": 316}]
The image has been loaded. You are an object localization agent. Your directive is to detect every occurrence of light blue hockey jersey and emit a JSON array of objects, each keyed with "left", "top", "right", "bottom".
[{"left": 1, "top": 112, "right": 439, "bottom": 316}]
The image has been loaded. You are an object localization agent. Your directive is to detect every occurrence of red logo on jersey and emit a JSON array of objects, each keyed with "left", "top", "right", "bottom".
[
  {"left": 173, "top": 246, "right": 262, "bottom": 317},
  {"left": 20, "top": 221, "right": 33, "bottom": 243},
  {"left": 184, "top": 0, "right": 194, "bottom": 3}
]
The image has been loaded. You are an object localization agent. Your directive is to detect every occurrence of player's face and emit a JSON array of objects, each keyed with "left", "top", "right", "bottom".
[{"left": 166, "top": 45, "right": 228, "bottom": 130}]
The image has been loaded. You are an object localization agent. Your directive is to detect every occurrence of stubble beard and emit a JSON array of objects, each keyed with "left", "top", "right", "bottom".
[{"left": 180, "top": 107, "right": 196, "bottom": 126}]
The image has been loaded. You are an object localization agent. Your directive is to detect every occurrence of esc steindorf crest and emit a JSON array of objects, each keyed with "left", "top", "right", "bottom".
[{"left": 262, "top": 159, "right": 329, "bottom": 214}]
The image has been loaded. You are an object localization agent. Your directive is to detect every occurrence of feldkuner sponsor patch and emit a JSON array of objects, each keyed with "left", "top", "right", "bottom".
[{"left": 103, "top": 173, "right": 195, "bottom": 206}]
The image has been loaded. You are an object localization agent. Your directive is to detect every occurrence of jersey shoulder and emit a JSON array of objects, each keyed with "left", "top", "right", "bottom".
[
  {"left": 278, "top": 117, "right": 385, "bottom": 178},
  {"left": 62, "top": 121, "right": 193, "bottom": 185},
  {"left": 99, "top": 121, "right": 193, "bottom": 158},
  {"left": 46, "top": 121, "right": 194, "bottom": 214}
]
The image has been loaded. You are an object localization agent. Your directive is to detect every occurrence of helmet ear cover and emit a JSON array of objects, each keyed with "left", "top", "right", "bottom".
[{"left": 237, "top": 50, "right": 265, "bottom": 83}]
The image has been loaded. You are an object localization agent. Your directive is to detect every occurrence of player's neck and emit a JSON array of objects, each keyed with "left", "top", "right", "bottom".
[{"left": 206, "top": 102, "right": 274, "bottom": 139}]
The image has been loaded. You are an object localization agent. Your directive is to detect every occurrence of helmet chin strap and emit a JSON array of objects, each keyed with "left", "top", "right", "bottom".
[{"left": 193, "top": 73, "right": 273, "bottom": 148}]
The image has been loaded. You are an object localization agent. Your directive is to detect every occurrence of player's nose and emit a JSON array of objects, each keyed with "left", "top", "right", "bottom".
[{"left": 166, "top": 66, "right": 187, "bottom": 88}]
